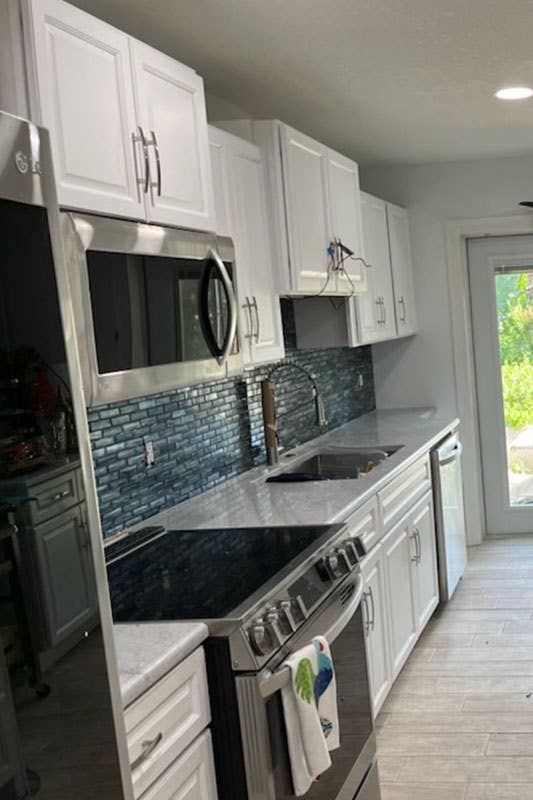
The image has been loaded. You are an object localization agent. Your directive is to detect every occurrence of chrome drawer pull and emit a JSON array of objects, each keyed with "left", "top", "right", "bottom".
[
  {"left": 53, "top": 490, "right": 69, "bottom": 501},
  {"left": 130, "top": 732, "right": 163, "bottom": 771}
]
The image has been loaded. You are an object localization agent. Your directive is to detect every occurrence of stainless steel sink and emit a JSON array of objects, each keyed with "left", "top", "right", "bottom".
[{"left": 276, "top": 445, "right": 404, "bottom": 481}]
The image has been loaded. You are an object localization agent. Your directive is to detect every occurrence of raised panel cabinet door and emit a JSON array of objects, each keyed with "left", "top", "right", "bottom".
[
  {"left": 226, "top": 137, "right": 285, "bottom": 365},
  {"left": 361, "top": 545, "right": 392, "bottom": 718},
  {"left": 382, "top": 517, "right": 418, "bottom": 679},
  {"left": 411, "top": 494, "right": 440, "bottom": 631},
  {"left": 208, "top": 128, "right": 232, "bottom": 239},
  {"left": 33, "top": 506, "right": 95, "bottom": 648},
  {"left": 131, "top": 39, "right": 215, "bottom": 231},
  {"left": 386, "top": 202, "right": 417, "bottom": 336},
  {"left": 24, "top": 0, "right": 145, "bottom": 218},
  {"left": 356, "top": 192, "right": 396, "bottom": 343},
  {"left": 279, "top": 124, "right": 332, "bottom": 293},
  {"left": 325, "top": 148, "right": 367, "bottom": 295}
]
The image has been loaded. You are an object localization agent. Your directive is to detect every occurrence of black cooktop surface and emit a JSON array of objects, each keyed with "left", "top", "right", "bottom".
[{"left": 106, "top": 525, "right": 341, "bottom": 622}]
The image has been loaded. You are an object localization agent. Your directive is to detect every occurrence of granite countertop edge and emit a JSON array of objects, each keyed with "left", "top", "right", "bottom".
[{"left": 114, "top": 620, "right": 208, "bottom": 708}]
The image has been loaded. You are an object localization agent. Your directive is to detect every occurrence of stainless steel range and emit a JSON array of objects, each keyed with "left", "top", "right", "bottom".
[{"left": 107, "top": 524, "right": 381, "bottom": 800}]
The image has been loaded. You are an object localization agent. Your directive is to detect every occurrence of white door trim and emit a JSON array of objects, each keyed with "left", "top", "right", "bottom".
[{"left": 445, "top": 214, "right": 533, "bottom": 543}]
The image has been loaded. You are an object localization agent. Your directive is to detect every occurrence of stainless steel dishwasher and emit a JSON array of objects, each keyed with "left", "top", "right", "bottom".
[{"left": 430, "top": 430, "right": 468, "bottom": 601}]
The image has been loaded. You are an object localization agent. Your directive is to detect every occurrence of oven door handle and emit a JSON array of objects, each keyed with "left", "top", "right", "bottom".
[{"left": 259, "top": 573, "right": 364, "bottom": 699}]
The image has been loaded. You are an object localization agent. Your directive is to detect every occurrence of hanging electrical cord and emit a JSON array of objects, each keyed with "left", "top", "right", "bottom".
[{"left": 292, "top": 239, "right": 372, "bottom": 306}]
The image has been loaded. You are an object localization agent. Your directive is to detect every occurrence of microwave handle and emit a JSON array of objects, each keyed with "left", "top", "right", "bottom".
[
  {"left": 259, "top": 574, "right": 364, "bottom": 699},
  {"left": 199, "top": 248, "right": 238, "bottom": 366}
]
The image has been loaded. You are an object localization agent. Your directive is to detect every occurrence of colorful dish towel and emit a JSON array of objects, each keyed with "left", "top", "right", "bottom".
[{"left": 281, "top": 636, "right": 340, "bottom": 796}]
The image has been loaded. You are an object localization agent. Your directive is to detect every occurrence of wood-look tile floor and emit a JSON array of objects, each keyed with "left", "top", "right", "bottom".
[{"left": 377, "top": 535, "right": 533, "bottom": 800}]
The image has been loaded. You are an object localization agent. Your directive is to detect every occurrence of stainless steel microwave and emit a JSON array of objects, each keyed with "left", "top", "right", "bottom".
[{"left": 61, "top": 212, "right": 243, "bottom": 406}]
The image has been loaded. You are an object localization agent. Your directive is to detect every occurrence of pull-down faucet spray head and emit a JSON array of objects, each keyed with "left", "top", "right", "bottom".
[{"left": 261, "top": 364, "right": 328, "bottom": 466}]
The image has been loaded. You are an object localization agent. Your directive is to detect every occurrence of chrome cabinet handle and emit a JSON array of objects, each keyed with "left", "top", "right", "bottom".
[
  {"left": 242, "top": 296, "right": 254, "bottom": 339},
  {"left": 251, "top": 295, "right": 260, "bottom": 342},
  {"left": 53, "top": 489, "right": 69, "bottom": 501},
  {"left": 363, "top": 590, "right": 371, "bottom": 636},
  {"left": 411, "top": 528, "right": 421, "bottom": 563},
  {"left": 130, "top": 732, "right": 163, "bottom": 771},
  {"left": 375, "top": 298, "right": 383, "bottom": 325},
  {"left": 367, "top": 585, "right": 376, "bottom": 631},
  {"left": 381, "top": 298, "right": 387, "bottom": 327},
  {"left": 132, "top": 126, "right": 150, "bottom": 195},
  {"left": 398, "top": 295, "right": 407, "bottom": 323},
  {"left": 148, "top": 130, "right": 162, "bottom": 198}
]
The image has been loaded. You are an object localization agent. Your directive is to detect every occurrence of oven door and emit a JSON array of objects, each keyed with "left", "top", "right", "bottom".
[
  {"left": 235, "top": 573, "right": 378, "bottom": 800},
  {"left": 62, "top": 212, "right": 242, "bottom": 406}
]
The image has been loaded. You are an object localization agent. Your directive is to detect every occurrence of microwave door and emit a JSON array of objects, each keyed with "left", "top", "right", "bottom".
[{"left": 199, "top": 249, "right": 238, "bottom": 366}]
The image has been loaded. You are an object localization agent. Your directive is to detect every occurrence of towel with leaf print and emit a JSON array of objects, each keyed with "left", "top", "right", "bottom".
[{"left": 280, "top": 636, "right": 339, "bottom": 796}]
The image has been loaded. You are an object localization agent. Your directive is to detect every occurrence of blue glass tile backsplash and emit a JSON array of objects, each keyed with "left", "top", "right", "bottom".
[{"left": 88, "top": 300, "right": 375, "bottom": 537}]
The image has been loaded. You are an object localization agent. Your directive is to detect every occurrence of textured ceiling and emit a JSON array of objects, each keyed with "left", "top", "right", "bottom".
[{"left": 70, "top": 0, "right": 533, "bottom": 165}]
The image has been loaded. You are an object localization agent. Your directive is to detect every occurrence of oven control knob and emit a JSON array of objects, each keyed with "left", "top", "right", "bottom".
[
  {"left": 277, "top": 600, "right": 297, "bottom": 633},
  {"left": 336, "top": 547, "right": 354, "bottom": 571},
  {"left": 326, "top": 552, "right": 348, "bottom": 578},
  {"left": 249, "top": 623, "right": 275, "bottom": 656}
]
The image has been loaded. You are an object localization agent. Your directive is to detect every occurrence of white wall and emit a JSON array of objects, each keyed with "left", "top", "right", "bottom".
[{"left": 360, "top": 154, "right": 533, "bottom": 541}]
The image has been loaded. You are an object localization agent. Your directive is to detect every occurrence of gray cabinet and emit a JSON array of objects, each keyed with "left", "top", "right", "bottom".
[
  {"left": 0, "top": 462, "right": 97, "bottom": 663},
  {"left": 33, "top": 505, "right": 96, "bottom": 648}
]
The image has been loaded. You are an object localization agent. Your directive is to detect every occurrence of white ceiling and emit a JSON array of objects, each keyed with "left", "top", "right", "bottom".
[{"left": 71, "top": 0, "right": 533, "bottom": 165}]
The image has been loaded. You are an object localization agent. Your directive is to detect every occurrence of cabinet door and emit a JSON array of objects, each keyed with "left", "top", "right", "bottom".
[
  {"left": 279, "top": 125, "right": 331, "bottom": 294},
  {"left": 226, "top": 137, "right": 285, "bottom": 365},
  {"left": 361, "top": 545, "right": 392, "bottom": 718},
  {"left": 411, "top": 494, "right": 439, "bottom": 630},
  {"left": 33, "top": 506, "right": 96, "bottom": 648},
  {"left": 387, "top": 202, "right": 417, "bottom": 336},
  {"left": 25, "top": 0, "right": 145, "bottom": 219},
  {"left": 131, "top": 39, "right": 215, "bottom": 231},
  {"left": 382, "top": 517, "right": 418, "bottom": 679},
  {"left": 356, "top": 192, "right": 396, "bottom": 343},
  {"left": 209, "top": 131, "right": 232, "bottom": 239},
  {"left": 325, "top": 148, "right": 366, "bottom": 295}
]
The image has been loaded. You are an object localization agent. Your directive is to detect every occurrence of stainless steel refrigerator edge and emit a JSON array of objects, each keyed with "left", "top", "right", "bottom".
[
  {"left": 431, "top": 430, "right": 468, "bottom": 602},
  {"left": 0, "top": 110, "right": 132, "bottom": 799}
]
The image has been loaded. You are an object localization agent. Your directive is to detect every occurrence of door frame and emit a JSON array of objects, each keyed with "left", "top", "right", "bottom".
[{"left": 445, "top": 214, "right": 533, "bottom": 541}]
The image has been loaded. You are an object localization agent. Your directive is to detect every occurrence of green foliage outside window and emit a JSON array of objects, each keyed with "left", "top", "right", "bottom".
[{"left": 496, "top": 272, "right": 533, "bottom": 429}]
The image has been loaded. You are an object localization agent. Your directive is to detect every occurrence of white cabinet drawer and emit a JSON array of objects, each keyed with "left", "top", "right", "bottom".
[
  {"left": 125, "top": 647, "right": 210, "bottom": 799},
  {"left": 27, "top": 470, "right": 80, "bottom": 525},
  {"left": 139, "top": 731, "right": 218, "bottom": 800},
  {"left": 344, "top": 496, "right": 379, "bottom": 554},
  {"left": 378, "top": 455, "right": 431, "bottom": 531}
]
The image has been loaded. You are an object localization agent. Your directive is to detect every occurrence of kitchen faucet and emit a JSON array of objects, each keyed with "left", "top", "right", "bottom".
[{"left": 261, "top": 363, "right": 328, "bottom": 466}]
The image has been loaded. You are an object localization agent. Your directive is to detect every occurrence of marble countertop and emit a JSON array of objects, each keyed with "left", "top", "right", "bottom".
[
  {"left": 121, "top": 408, "right": 458, "bottom": 533},
  {"left": 114, "top": 621, "right": 208, "bottom": 708}
]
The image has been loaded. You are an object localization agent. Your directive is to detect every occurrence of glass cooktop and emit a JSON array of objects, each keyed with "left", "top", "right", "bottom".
[{"left": 106, "top": 525, "right": 341, "bottom": 622}]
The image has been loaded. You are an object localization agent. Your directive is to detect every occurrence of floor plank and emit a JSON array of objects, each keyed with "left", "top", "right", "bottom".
[{"left": 376, "top": 535, "right": 533, "bottom": 799}]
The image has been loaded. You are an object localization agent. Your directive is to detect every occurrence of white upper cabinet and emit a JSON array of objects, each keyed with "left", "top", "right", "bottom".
[
  {"left": 279, "top": 124, "right": 331, "bottom": 294},
  {"left": 208, "top": 126, "right": 284, "bottom": 366},
  {"left": 23, "top": 0, "right": 214, "bottom": 231},
  {"left": 325, "top": 148, "right": 367, "bottom": 294},
  {"left": 24, "top": 0, "right": 144, "bottom": 218},
  {"left": 387, "top": 202, "right": 417, "bottom": 336},
  {"left": 234, "top": 119, "right": 366, "bottom": 296},
  {"left": 355, "top": 192, "right": 396, "bottom": 343},
  {"left": 131, "top": 39, "right": 214, "bottom": 230}
]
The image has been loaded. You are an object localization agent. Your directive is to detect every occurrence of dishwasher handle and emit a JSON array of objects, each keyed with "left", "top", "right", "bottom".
[{"left": 439, "top": 441, "right": 463, "bottom": 466}]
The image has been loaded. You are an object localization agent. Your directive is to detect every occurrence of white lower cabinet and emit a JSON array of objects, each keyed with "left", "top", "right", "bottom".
[
  {"left": 411, "top": 493, "right": 440, "bottom": 630},
  {"left": 124, "top": 646, "right": 217, "bottom": 800},
  {"left": 381, "top": 516, "right": 418, "bottom": 680},
  {"left": 361, "top": 484, "right": 439, "bottom": 713},
  {"left": 360, "top": 543, "right": 392, "bottom": 717},
  {"left": 140, "top": 731, "right": 217, "bottom": 800}
]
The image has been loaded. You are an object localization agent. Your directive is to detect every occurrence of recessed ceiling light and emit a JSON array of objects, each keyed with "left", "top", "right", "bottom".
[{"left": 495, "top": 86, "right": 533, "bottom": 100}]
